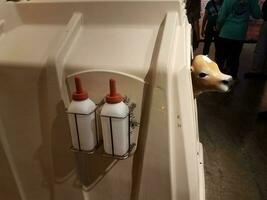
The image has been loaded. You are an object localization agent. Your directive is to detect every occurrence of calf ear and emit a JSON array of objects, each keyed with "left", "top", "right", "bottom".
[{"left": 191, "top": 66, "right": 194, "bottom": 72}]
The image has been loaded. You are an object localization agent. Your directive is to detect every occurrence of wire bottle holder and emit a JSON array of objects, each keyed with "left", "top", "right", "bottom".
[
  {"left": 67, "top": 107, "right": 100, "bottom": 154},
  {"left": 67, "top": 97, "right": 139, "bottom": 160}
]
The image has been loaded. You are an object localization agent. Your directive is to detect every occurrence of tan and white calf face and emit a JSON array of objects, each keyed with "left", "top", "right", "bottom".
[{"left": 191, "top": 55, "right": 233, "bottom": 97}]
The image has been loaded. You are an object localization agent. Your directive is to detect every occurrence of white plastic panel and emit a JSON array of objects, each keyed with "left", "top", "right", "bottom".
[
  {"left": 0, "top": 24, "right": 64, "bottom": 65},
  {"left": 65, "top": 26, "right": 157, "bottom": 79},
  {"left": 0, "top": 1, "right": 205, "bottom": 200}
]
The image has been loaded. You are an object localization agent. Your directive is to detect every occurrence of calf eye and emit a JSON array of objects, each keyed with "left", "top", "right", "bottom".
[{"left": 199, "top": 72, "right": 208, "bottom": 78}]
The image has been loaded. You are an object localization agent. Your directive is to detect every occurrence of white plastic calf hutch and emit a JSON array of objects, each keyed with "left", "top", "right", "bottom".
[{"left": 0, "top": 0, "right": 205, "bottom": 200}]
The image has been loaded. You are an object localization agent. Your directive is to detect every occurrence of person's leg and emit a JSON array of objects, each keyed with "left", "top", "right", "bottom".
[
  {"left": 214, "top": 32, "right": 219, "bottom": 55},
  {"left": 214, "top": 31, "right": 220, "bottom": 60},
  {"left": 191, "top": 20, "right": 200, "bottom": 51},
  {"left": 226, "top": 40, "right": 243, "bottom": 79},
  {"left": 251, "top": 22, "right": 267, "bottom": 72},
  {"left": 215, "top": 37, "right": 229, "bottom": 73},
  {"left": 245, "top": 22, "right": 267, "bottom": 79},
  {"left": 203, "top": 30, "right": 213, "bottom": 55},
  {"left": 257, "top": 111, "right": 267, "bottom": 119}
]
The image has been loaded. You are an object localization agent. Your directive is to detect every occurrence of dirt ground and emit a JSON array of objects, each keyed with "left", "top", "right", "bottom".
[{"left": 196, "top": 44, "right": 267, "bottom": 200}]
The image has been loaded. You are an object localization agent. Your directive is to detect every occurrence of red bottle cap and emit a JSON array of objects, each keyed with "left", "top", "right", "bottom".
[
  {"left": 106, "top": 79, "right": 123, "bottom": 104},
  {"left": 72, "top": 76, "right": 88, "bottom": 101}
]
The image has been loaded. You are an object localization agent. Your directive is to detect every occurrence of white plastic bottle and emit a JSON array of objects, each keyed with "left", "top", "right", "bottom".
[
  {"left": 101, "top": 79, "right": 130, "bottom": 156},
  {"left": 68, "top": 76, "right": 97, "bottom": 151}
]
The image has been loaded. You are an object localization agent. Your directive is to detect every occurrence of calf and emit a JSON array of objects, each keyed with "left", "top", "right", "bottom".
[{"left": 191, "top": 55, "right": 233, "bottom": 97}]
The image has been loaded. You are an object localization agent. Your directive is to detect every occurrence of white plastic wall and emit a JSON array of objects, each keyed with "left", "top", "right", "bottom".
[{"left": 0, "top": 1, "right": 205, "bottom": 200}]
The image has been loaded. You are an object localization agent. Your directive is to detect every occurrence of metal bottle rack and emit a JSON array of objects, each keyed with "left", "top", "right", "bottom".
[
  {"left": 67, "top": 107, "right": 101, "bottom": 155},
  {"left": 67, "top": 97, "right": 139, "bottom": 160}
]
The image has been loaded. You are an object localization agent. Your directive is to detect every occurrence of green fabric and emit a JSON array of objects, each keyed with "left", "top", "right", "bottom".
[{"left": 217, "top": 0, "right": 261, "bottom": 40}]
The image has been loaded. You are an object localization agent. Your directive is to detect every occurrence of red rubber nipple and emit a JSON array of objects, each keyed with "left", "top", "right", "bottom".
[
  {"left": 106, "top": 79, "right": 123, "bottom": 104},
  {"left": 72, "top": 76, "right": 88, "bottom": 101}
]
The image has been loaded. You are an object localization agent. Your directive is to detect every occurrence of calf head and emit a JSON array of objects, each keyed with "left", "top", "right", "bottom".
[{"left": 191, "top": 55, "right": 233, "bottom": 97}]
